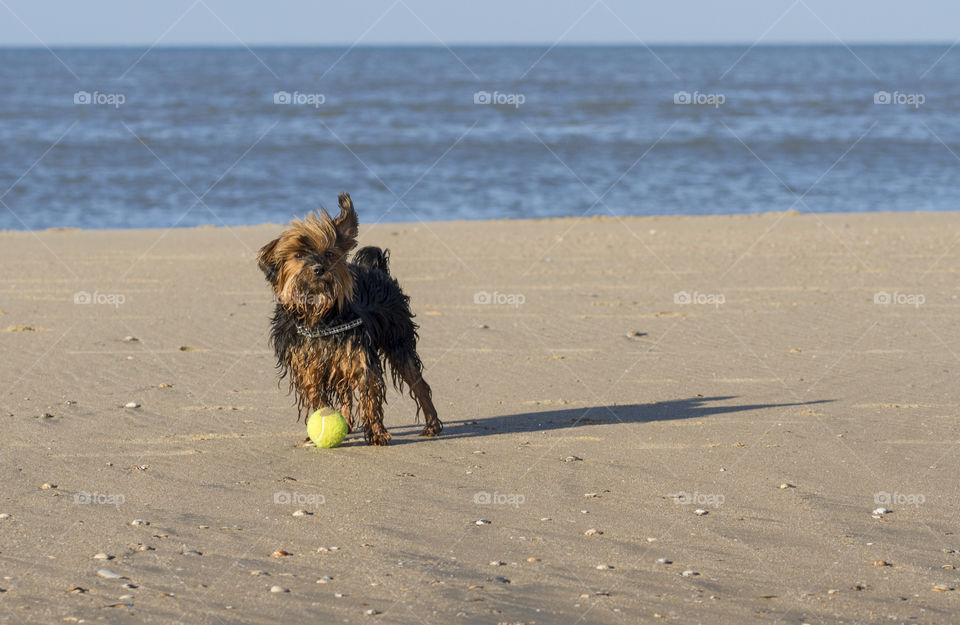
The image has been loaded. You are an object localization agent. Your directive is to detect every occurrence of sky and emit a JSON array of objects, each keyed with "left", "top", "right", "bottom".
[{"left": 0, "top": 0, "right": 955, "bottom": 46}]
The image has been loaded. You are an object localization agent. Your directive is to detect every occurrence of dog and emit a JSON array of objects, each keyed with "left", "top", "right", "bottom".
[{"left": 257, "top": 192, "right": 441, "bottom": 445}]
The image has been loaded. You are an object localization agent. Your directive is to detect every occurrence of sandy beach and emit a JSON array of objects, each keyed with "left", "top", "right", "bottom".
[{"left": 1, "top": 211, "right": 959, "bottom": 624}]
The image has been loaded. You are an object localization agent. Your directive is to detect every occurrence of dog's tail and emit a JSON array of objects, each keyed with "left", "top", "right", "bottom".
[{"left": 353, "top": 246, "right": 391, "bottom": 273}]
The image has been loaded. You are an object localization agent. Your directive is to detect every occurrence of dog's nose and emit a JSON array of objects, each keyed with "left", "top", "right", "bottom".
[{"left": 313, "top": 265, "right": 323, "bottom": 276}]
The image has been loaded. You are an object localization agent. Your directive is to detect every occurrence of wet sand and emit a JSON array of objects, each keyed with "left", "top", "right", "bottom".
[{"left": 1, "top": 212, "right": 959, "bottom": 623}]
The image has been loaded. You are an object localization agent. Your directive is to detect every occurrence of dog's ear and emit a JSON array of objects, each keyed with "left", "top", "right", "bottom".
[
  {"left": 257, "top": 236, "right": 282, "bottom": 284},
  {"left": 335, "top": 192, "right": 359, "bottom": 249}
]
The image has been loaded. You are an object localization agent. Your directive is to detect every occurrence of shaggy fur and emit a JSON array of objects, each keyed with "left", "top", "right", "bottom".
[{"left": 258, "top": 192, "right": 441, "bottom": 445}]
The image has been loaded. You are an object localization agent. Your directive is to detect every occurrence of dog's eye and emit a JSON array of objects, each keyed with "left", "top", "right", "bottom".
[
  {"left": 324, "top": 250, "right": 336, "bottom": 260},
  {"left": 294, "top": 252, "right": 304, "bottom": 260}
]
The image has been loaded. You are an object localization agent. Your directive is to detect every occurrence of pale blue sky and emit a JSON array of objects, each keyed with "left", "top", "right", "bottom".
[{"left": 0, "top": 0, "right": 954, "bottom": 46}]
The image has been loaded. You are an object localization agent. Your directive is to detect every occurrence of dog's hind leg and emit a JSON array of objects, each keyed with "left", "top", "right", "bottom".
[{"left": 388, "top": 352, "right": 442, "bottom": 437}]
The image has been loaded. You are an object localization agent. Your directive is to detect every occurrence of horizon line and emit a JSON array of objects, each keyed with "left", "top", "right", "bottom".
[{"left": 0, "top": 40, "right": 955, "bottom": 49}]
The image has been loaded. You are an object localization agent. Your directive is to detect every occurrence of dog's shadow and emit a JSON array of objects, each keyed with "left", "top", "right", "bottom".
[{"left": 380, "top": 395, "right": 832, "bottom": 444}]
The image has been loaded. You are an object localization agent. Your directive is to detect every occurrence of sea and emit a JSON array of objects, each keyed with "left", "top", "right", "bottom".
[{"left": 0, "top": 45, "right": 957, "bottom": 230}]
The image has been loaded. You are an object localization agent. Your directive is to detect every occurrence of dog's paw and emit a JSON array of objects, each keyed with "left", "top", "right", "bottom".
[
  {"left": 369, "top": 431, "right": 392, "bottom": 446},
  {"left": 420, "top": 425, "right": 441, "bottom": 437}
]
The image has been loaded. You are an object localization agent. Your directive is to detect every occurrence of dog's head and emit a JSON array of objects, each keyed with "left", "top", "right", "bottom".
[{"left": 258, "top": 192, "right": 358, "bottom": 321}]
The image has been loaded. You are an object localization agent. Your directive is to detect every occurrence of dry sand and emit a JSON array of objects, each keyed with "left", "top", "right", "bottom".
[{"left": 1, "top": 212, "right": 959, "bottom": 624}]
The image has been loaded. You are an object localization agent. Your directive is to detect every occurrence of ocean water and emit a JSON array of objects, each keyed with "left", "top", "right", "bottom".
[{"left": 0, "top": 45, "right": 958, "bottom": 230}]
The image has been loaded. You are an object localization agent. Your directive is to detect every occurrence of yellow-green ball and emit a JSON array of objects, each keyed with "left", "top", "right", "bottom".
[{"left": 307, "top": 408, "right": 348, "bottom": 448}]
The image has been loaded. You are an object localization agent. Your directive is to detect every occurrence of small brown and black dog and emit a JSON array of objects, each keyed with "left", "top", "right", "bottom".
[{"left": 257, "top": 192, "right": 441, "bottom": 445}]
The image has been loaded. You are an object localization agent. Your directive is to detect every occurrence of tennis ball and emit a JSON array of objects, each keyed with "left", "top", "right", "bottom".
[{"left": 306, "top": 407, "right": 348, "bottom": 448}]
